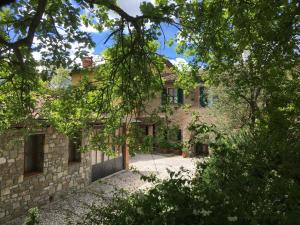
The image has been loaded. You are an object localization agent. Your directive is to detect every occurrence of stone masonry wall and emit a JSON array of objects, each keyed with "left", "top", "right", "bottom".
[{"left": 0, "top": 127, "right": 91, "bottom": 223}]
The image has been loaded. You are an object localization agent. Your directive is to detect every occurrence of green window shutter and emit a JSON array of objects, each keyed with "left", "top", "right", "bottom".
[
  {"left": 200, "top": 86, "right": 207, "bottom": 107},
  {"left": 161, "top": 88, "right": 167, "bottom": 105},
  {"left": 177, "top": 129, "right": 182, "bottom": 141},
  {"left": 177, "top": 88, "right": 184, "bottom": 104}
]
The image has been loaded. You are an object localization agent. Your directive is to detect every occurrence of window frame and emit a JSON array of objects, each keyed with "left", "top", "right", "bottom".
[
  {"left": 199, "top": 86, "right": 208, "bottom": 107},
  {"left": 24, "top": 133, "right": 45, "bottom": 175},
  {"left": 167, "top": 88, "right": 178, "bottom": 104},
  {"left": 68, "top": 133, "right": 82, "bottom": 164}
]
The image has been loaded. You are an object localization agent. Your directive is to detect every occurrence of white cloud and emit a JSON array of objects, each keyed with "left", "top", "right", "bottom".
[
  {"left": 242, "top": 49, "right": 250, "bottom": 62},
  {"left": 79, "top": 22, "right": 99, "bottom": 33},
  {"left": 33, "top": 1, "right": 159, "bottom": 63},
  {"left": 32, "top": 37, "right": 42, "bottom": 60},
  {"left": 116, "top": 0, "right": 155, "bottom": 16},
  {"left": 170, "top": 58, "right": 188, "bottom": 68},
  {"left": 79, "top": 0, "right": 156, "bottom": 33},
  {"left": 104, "top": 0, "right": 157, "bottom": 20}
]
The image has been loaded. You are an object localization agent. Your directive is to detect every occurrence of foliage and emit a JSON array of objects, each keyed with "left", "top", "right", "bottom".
[
  {"left": 73, "top": 123, "right": 300, "bottom": 225},
  {"left": 0, "top": 60, "right": 44, "bottom": 131},
  {"left": 173, "top": 65, "right": 199, "bottom": 95},
  {"left": 207, "top": 85, "right": 250, "bottom": 130},
  {"left": 178, "top": 0, "right": 299, "bottom": 128},
  {"left": 154, "top": 123, "right": 182, "bottom": 151},
  {"left": 1, "top": 0, "right": 298, "bottom": 132},
  {"left": 0, "top": 1, "right": 299, "bottom": 224},
  {"left": 23, "top": 207, "right": 40, "bottom": 225},
  {"left": 187, "top": 116, "right": 220, "bottom": 148},
  {"left": 48, "top": 68, "right": 72, "bottom": 90},
  {"left": 0, "top": 0, "right": 93, "bottom": 130},
  {"left": 41, "top": 38, "right": 165, "bottom": 153}
]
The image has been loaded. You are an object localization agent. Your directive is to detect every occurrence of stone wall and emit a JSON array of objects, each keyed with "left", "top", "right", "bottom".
[{"left": 0, "top": 127, "right": 91, "bottom": 223}]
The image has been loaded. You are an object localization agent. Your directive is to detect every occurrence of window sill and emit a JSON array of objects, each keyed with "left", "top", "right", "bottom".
[
  {"left": 68, "top": 161, "right": 81, "bottom": 166},
  {"left": 24, "top": 171, "right": 43, "bottom": 178}
]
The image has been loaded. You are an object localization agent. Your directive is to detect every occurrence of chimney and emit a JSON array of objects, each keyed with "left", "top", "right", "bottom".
[{"left": 82, "top": 56, "right": 93, "bottom": 68}]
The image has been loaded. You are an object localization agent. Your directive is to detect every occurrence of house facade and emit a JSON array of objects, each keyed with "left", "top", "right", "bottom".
[
  {"left": 137, "top": 62, "right": 217, "bottom": 156},
  {"left": 0, "top": 127, "right": 87, "bottom": 222},
  {"left": 72, "top": 57, "right": 217, "bottom": 155},
  {"left": 0, "top": 124, "right": 128, "bottom": 223}
]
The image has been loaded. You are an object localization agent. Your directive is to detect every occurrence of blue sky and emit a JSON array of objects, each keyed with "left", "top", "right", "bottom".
[
  {"left": 32, "top": 0, "right": 189, "bottom": 66},
  {"left": 90, "top": 24, "right": 181, "bottom": 59},
  {"left": 79, "top": 0, "right": 189, "bottom": 66}
]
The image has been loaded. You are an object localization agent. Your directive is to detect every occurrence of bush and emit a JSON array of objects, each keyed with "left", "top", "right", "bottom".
[
  {"left": 23, "top": 207, "right": 40, "bottom": 225},
  {"left": 73, "top": 126, "right": 300, "bottom": 225}
]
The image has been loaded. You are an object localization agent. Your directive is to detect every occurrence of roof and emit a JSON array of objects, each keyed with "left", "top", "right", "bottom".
[{"left": 163, "top": 72, "right": 177, "bottom": 82}]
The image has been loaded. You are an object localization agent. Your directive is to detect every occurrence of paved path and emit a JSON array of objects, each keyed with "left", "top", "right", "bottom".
[{"left": 6, "top": 154, "right": 199, "bottom": 225}]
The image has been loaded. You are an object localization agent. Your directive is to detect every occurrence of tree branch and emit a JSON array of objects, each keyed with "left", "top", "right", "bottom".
[
  {"left": 0, "top": 0, "right": 47, "bottom": 50},
  {"left": 25, "top": 0, "right": 48, "bottom": 48},
  {"left": 90, "top": 0, "right": 141, "bottom": 31},
  {"left": 0, "top": 0, "right": 47, "bottom": 67}
]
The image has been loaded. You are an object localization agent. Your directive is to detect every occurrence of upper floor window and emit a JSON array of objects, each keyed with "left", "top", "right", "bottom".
[
  {"left": 24, "top": 134, "right": 45, "bottom": 174},
  {"left": 168, "top": 88, "right": 178, "bottom": 103},
  {"left": 145, "top": 125, "right": 149, "bottom": 136},
  {"left": 68, "top": 133, "right": 82, "bottom": 163},
  {"left": 177, "top": 129, "right": 182, "bottom": 142},
  {"left": 161, "top": 88, "right": 184, "bottom": 105},
  {"left": 199, "top": 86, "right": 208, "bottom": 107}
]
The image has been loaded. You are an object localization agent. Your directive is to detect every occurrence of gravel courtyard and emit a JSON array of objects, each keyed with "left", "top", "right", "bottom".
[{"left": 6, "top": 154, "right": 200, "bottom": 225}]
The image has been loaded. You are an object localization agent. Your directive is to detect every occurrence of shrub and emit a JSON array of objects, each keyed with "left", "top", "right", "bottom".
[
  {"left": 23, "top": 207, "right": 40, "bottom": 225},
  {"left": 73, "top": 126, "right": 300, "bottom": 225}
]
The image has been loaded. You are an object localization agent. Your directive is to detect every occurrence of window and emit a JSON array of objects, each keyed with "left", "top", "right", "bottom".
[
  {"left": 208, "top": 95, "right": 219, "bottom": 106},
  {"left": 68, "top": 133, "right": 82, "bottom": 163},
  {"left": 195, "top": 143, "right": 209, "bottom": 156},
  {"left": 24, "top": 134, "right": 45, "bottom": 174},
  {"left": 177, "top": 129, "right": 182, "bottom": 142},
  {"left": 168, "top": 88, "right": 178, "bottom": 103},
  {"left": 177, "top": 88, "right": 184, "bottom": 104},
  {"left": 199, "top": 86, "right": 208, "bottom": 107},
  {"left": 161, "top": 88, "right": 167, "bottom": 105},
  {"left": 161, "top": 88, "right": 184, "bottom": 105}
]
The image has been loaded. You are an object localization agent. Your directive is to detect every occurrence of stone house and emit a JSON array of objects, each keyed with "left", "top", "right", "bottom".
[
  {"left": 0, "top": 122, "right": 128, "bottom": 223},
  {"left": 72, "top": 57, "right": 217, "bottom": 155},
  {"left": 137, "top": 62, "right": 217, "bottom": 155}
]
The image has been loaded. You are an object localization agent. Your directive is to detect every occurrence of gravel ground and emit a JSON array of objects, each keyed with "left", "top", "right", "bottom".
[{"left": 5, "top": 154, "right": 200, "bottom": 225}]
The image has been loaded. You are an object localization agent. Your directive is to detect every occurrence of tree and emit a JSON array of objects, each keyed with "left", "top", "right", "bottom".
[
  {"left": 0, "top": 0, "right": 195, "bottom": 131},
  {"left": 1, "top": 1, "right": 299, "bottom": 224},
  {"left": 60, "top": 1, "right": 299, "bottom": 224},
  {"left": 176, "top": 0, "right": 299, "bottom": 128}
]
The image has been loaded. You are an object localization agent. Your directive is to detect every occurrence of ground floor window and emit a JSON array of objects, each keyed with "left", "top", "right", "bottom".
[
  {"left": 24, "top": 134, "right": 45, "bottom": 174},
  {"left": 195, "top": 143, "right": 209, "bottom": 156},
  {"left": 68, "top": 133, "right": 82, "bottom": 163}
]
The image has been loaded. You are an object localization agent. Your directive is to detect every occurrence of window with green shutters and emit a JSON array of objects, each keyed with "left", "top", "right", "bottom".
[
  {"left": 177, "top": 88, "right": 184, "bottom": 104},
  {"left": 200, "top": 86, "right": 208, "bottom": 107},
  {"left": 168, "top": 88, "right": 178, "bottom": 103},
  {"left": 177, "top": 129, "right": 182, "bottom": 141},
  {"left": 161, "top": 88, "right": 184, "bottom": 105},
  {"left": 161, "top": 88, "right": 167, "bottom": 105}
]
